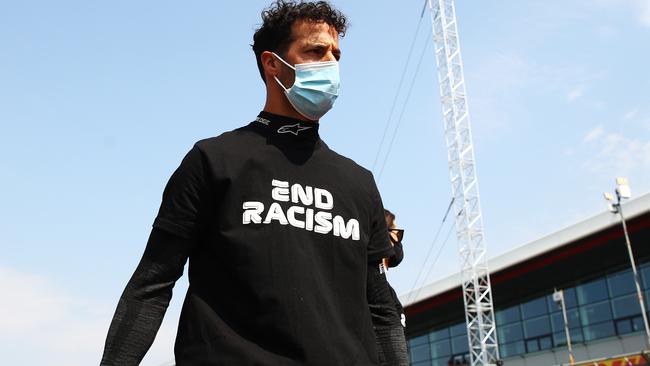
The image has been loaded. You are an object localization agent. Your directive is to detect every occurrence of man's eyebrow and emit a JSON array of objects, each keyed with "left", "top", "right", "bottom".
[{"left": 304, "top": 42, "right": 328, "bottom": 48}]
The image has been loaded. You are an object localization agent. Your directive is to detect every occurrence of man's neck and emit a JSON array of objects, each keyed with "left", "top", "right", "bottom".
[{"left": 262, "top": 93, "right": 319, "bottom": 124}]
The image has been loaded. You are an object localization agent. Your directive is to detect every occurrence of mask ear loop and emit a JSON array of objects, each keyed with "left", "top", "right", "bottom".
[
  {"left": 271, "top": 52, "right": 295, "bottom": 92},
  {"left": 271, "top": 52, "right": 295, "bottom": 70}
]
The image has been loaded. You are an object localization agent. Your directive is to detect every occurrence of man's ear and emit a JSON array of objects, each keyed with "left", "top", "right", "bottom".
[{"left": 261, "top": 51, "right": 280, "bottom": 80}]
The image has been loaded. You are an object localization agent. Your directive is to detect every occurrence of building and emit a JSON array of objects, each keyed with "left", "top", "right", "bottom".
[{"left": 401, "top": 193, "right": 650, "bottom": 366}]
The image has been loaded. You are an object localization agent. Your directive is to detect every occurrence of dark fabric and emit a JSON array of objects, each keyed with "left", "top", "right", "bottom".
[
  {"left": 386, "top": 240, "right": 405, "bottom": 318},
  {"left": 101, "top": 228, "right": 191, "bottom": 365},
  {"left": 387, "top": 241, "right": 403, "bottom": 267},
  {"left": 367, "top": 261, "right": 409, "bottom": 366},
  {"left": 388, "top": 286, "right": 404, "bottom": 317},
  {"left": 102, "top": 111, "right": 397, "bottom": 365}
]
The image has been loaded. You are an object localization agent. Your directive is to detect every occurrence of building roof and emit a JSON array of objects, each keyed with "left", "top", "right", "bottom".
[{"left": 400, "top": 192, "right": 650, "bottom": 308}]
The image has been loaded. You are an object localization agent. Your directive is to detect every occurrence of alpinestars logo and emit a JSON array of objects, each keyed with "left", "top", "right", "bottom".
[
  {"left": 277, "top": 123, "right": 312, "bottom": 136},
  {"left": 242, "top": 179, "right": 360, "bottom": 241}
]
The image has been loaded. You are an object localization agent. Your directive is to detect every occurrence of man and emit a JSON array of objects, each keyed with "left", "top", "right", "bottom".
[{"left": 100, "top": 1, "right": 407, "bottom": 365}]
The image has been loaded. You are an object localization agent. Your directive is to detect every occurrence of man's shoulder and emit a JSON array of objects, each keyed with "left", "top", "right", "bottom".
[
  {"left": 323, "top": 145, "right": 375, "bottom": 182},
  {"left": 193, "top": 123, "right": 259, "bottom": 152}
]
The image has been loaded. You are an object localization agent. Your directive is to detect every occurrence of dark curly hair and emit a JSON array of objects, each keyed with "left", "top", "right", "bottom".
[{"left": 252, "top": 0, "right": 348, "bottom": 83}]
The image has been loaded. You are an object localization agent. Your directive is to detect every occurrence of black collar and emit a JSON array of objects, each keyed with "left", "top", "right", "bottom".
[{"left": 253, "top": 111, "right": 320, "bottom": 140}]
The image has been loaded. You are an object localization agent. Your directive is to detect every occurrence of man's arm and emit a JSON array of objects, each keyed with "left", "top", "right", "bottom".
[
  {"left": 367, "top": 260, "right": 409, "bottom": 366},
  {"left": 100, "top": 228, "right": 192, "bottom": 366}
]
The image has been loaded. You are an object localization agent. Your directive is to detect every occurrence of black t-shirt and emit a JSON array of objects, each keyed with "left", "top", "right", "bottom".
[{"left": 154, "top": 112, "right": 394, "bottom": 365}]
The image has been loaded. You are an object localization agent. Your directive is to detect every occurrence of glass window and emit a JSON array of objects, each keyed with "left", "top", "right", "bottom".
[
  {"left": 553, "top": 327, "right": 583, "bottom": 346},
  {"left": 615, "top": 316, "right": 645, "bottom": 336},
  {"left": 565, "top": 287, "right": 578, "bottom": 308},
  {"left": 526, "top": 339, "right": 539, "bottom": 353},
  {"left": 608, "top": 269, "right": 637, "bottom": 297},
  {"left": 612, "top": 294, "right": 642, "bottom": 319},
  {"left": 616, "top": 318, "right": 633, "bottom": 335},
  {"left": 449, "top": 322, "right": 467, "bottom": 337},
  {"left": 547, "top": 288, "right": 579, "bottom": 312},
  {"left": 451, "top": 335, "right": 469, "bottom": 353},
  {"left": 583, "top": 321, "right": 615, "bottom": 341},
  {"left": 429, "top": 327, "right": 450, "bottom": 343},
  {"left": 498, "top": 322, "right": 523, "bottom": 344},
  {"left": 551, "top": 309, "right": 581, "bottom": 331},
  {"left": 524, "top": 316, "right": 551, "bottom": 338},
  {"left": 633, "top": 316, "right": 645, "bottom": 332},
  {"left": 500, "top": 341, "right": 525, "bottom": 358},
  {"left": 410, "top": 344, "right": 430, "bottom": 363},
  {"left": 409, "top": 334, "right": 429, "bottom": 347},
  {"left": 576, "top": 278, "right": 609, "bottom": 305},
  {"left": 411, "top": 362, "right": 429, "bottom": 366},
  {"left": 539, "top": 336, "right": 553, "bottom": 350},
  {"left": 430, "top": 339, "right": 451, "bottom": 359},
  {"left": 521, "top": 297, "right": 548, "bottom": 319},
  {"left": 641, "top": 263, "right": 650, "bottom": 289},
  {"left": 432, "top": 357, "right": 451, "bottom": 366},
  {"left": 496, "top": 305, "right": 521, "bottom": 325},
  {"left": 580, "top": 301, "right": 612, "bottom": 325}
]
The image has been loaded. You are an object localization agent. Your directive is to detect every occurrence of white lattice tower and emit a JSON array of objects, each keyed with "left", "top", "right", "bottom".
[{"left": 426, "top": 0, "right": 500, "bottom": 364}]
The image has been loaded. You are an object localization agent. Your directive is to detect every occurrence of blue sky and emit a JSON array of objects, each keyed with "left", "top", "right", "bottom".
[{"left": 1, "top": 1, "right": 649, "bottom": 364}]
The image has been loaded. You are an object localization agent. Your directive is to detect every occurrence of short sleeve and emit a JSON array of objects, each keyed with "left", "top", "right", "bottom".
[
  {"left": 153, "top": 146, "right": 210, "bottom": 240},
  {"left": 367, "top": 180, "right": 394, "bottom": 262}
]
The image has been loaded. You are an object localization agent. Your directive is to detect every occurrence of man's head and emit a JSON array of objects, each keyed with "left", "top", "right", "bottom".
[
  {"left": 252, "top": 1, "right": 347, "bottom": 83},
  {"left": 252, "top": 1, "right": 348, "bottom": 121}
]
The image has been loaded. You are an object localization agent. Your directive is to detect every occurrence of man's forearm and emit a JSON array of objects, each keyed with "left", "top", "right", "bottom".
[{"left": 100, "top": 229, "right": 190, "bottom": 365}]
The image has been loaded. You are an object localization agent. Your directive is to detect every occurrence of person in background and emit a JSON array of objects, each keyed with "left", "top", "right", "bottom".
[
  {"left": 382, "top": 209, "right": 409, "bottom": 361},
  {"left": 384, "top": 209, "right": 406, "bottom": 327}
]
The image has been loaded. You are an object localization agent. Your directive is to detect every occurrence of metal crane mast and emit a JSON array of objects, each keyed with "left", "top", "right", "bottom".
[{"left": 426, "top": 0, "right": 500, "bottom": 364}]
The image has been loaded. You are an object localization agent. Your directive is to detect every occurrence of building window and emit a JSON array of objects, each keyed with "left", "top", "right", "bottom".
[
  {"left": 430, "top": 339, "right": 451, "bottom": 359},
  {"left": 409, "top": 334, "right": 428, "bottom": 347},
  {"left": 523, "top": 315, "right": 551, "bottom": 338},
  {"left": 608, "top": 269, "right": 637, "bottom": 297},
  {"left": 449, "top": 322, "right": 467, "bottom": 337},
  {"left": 583, "top": 321, "right": 615, "bottom": 341},
  {"left": 547, "top": 287, "right": 578, "bottom": 311},
  {"left": 409, "top": 343, "right": 430, "bottom": 363},
  {"left": 496, "top": 304, "right": 521, "bottom": 325},
  {"left": 551, "top": 309, "right": 580, "bottom": 331},
  {"left": 521, "top": 297, "right": 547, "bottom": 319},
  {"left": 640, "top": 263, "right": 650, "bottom": 289},
  {"left": 615, "top": 315, "right": 644, "bottom": 335},
  {"left": 576, "top": 278, "right": 609, "bottom": 305},
  {"left": 611, "top": 294, "right": 641, "bottom": 319},
  {"left": 580, "top": 300, "right": 612, "bottom": 325},
  {"left": 498, "top": 322, "right": 523, "bottom": 344},
  {"left": 500, "top": 341, "right": 525, "bottom": 358},
  {"left": 429, "top": 327, "right": 450, "bottom": 343},
  {"left": 552, "top": 327, "right": 583, "bottom": 346},
  {"left": 431, "top": 357, "right": 451, "bottom": 366},
  {"left": 451, "top": 335, "right": 469, "bottom": 354}
]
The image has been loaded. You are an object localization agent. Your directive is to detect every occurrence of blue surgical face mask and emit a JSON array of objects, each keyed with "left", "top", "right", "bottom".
[{"left": 272, "top": 52, "right": 340, "bottom": 121}]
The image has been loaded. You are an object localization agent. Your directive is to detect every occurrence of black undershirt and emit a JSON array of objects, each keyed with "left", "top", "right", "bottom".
[{"left": 100, "top": 112, "right": 408, "bottom": 365}]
